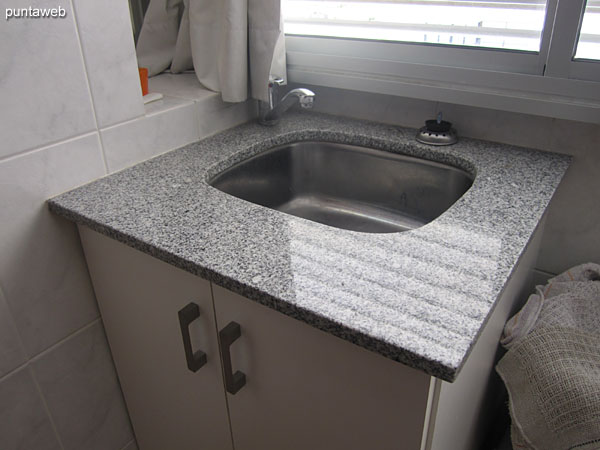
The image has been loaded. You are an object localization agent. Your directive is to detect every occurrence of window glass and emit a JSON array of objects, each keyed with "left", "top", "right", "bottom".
[
  {"left": 282, "top": 0, "right": 548, "bottom": 52},
  {"left": 574, "top": 0, "right": 600, "bottom": 60}
]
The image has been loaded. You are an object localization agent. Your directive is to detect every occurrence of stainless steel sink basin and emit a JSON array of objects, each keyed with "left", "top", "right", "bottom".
[{"left": 209, "top": 141, "right": 473, "bottom": 233}]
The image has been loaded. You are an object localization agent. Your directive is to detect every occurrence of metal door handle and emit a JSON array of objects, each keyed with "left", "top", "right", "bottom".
[
  {"left": 178, "top": 303, "right": 207, "bottom": 372},
  {"left": 219, "top": 321, "right": 246, "bottom": 394}
]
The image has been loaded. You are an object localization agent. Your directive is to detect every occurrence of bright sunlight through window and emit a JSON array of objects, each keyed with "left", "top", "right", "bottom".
[
  {"left": 282, "top": 0, "right": 548, "bottom": 52},
  {"left": 575, "top": 1, "right": 600, "bottom": 60}
]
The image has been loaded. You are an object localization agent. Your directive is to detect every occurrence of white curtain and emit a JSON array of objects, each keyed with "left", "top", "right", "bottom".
[{"left": 136, "top": 0, "right": 286, "bottom": 103}]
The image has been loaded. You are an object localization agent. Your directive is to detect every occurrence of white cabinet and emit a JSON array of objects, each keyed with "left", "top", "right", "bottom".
[
  {"left": 212, "top": 284, "right": 430, "bottom": 450},
  {"left": 79, "top": 221, "right": 543, "bottom": 450},
  {"left": 79, "top": 226, "right": 430, "bottom": 450},
  {"left": 79, "top": 226, "right": 233, "bottom": 450}
]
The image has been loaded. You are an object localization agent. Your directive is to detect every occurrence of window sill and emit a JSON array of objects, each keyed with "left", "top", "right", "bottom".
[{"left": 145, "top": 73, "right": 221, "bottom": 116}]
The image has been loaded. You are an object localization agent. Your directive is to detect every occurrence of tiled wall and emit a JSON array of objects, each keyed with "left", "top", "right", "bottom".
[
  {"left": 297, "top": 84, "right": 600, "bottom": 283},
  {"left": 0, "top": 1, "right": 254, "bottom": 449}
]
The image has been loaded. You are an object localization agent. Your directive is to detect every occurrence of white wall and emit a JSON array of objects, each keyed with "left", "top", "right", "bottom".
[
  {"left": 0, "top": 1, "right": 254, "bottom": 449},
  {"left": 298, "top": 83, "right": 600, "bottom": 282}
]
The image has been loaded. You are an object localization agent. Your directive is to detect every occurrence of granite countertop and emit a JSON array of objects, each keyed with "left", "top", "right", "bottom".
[{"left": 48, "top": 112, "right": 570, "bottom": 382}]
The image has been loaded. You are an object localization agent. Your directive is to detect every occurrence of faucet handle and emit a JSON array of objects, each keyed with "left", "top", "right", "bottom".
[{"left": 265, "top": 76, "right": 285, "bottom": 109}]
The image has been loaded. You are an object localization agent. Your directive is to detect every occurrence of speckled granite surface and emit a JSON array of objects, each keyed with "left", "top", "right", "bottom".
[{"left": 49, "top": 112, "right": 570, "bottom": 382}]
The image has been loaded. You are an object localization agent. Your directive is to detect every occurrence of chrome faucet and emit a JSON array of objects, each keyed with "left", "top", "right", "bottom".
[{"left": 259, "top": 77, "right": 315, "bottom": 126}]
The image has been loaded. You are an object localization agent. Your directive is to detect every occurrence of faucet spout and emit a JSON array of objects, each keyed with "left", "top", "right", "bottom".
[{"left": 259, "top": 87, "right": 315, "bottom": 126}]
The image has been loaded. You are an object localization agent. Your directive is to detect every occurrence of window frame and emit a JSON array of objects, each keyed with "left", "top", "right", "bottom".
[
  {"left": 546, "top": 0, "right": 600, "bottom": 81},
  {"left": 283, "top": 0, "right": 600, "bottom": 123}
]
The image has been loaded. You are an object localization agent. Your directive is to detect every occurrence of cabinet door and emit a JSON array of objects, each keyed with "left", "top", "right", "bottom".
[
  {"left": 212, "top": 284, "right": 431, "bottom": 450},
  {"left": 79, "top": 227, "right": 233, "bottom": 450}
]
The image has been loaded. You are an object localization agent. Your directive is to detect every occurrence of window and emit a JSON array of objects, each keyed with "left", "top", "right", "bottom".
[
  {"left": 283, "top": 0, "right": 548, "bottom": 52},
  {"left": 575, "top": 1, "right": 600, "bottom": 60},
  {"left": 282, "top": 0, "right": 600, "bottom": 122}
]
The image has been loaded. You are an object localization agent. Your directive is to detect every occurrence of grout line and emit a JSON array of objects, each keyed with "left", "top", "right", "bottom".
[
  {"left": 98, "top": 95, "right": 196, "bottom": 136},
  {"left": 96, "top": 128, "right": 111, "bottom": 175},
  {"left": 0, "top": 282, "right": 30, "bottom": 379},
  {"left": 94, "top": 112, "right": 145, "bottom": 132},
  {"left": 119, "top": 438, "right": 137, "bottom": 450},
  {"left": 29, "top": 365, "right": 67, "bottom": 450},
  {"left": 69, "top": 0, "right": 109, "bottom": 174},
  {"left": 0, "top": 315, "right": 101, "bottom": 382},
  {"left": 0, "top": 131, "right": 100, "bottom": 165},
  {"left": 193, "top": 97, "right": 202, "bottom": 141},
  {"left": 29, "top": 318, "right": 102, "bottom": 364},
  {"left": 0, "top": 319, "right": 105, "bottom": 444},
  {"left": 0, "top": 362, "right": 29, "bottom": 384},
  {"left": 144, "top": 96, "right": 197, "bottom": 118}
]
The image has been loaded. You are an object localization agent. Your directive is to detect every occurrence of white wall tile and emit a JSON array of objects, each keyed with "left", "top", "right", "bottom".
[
  {"left": 32, "top": 321, "right": 133, "bottom": 450},
  {"left": 198, "top": 99, "right": 257, "bottom": 138},
  {"left": 101, "top": 98, "right": 200, "bottom": 173},
  {"left": 149, "top": 73, "right": 257, "bottom": 137},
  {"left": 0, "top": 0, "right": 96, "bottom": 158},
  {"left": 0, "top": 367, "right": 62, "bottom": 450},
  {"left": 0, "top": 133, "right": 105, "bottom": 356},
  {"left": 72, "top": 0, "right": 145, "bottom": 128},
  {"left": 0, "top": 284, "right": 27, "bottom": 377}
]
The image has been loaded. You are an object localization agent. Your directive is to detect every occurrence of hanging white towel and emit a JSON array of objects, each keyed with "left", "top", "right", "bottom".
[{"left": 496, "top": 263, "right": 600, "bottom": 450}]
